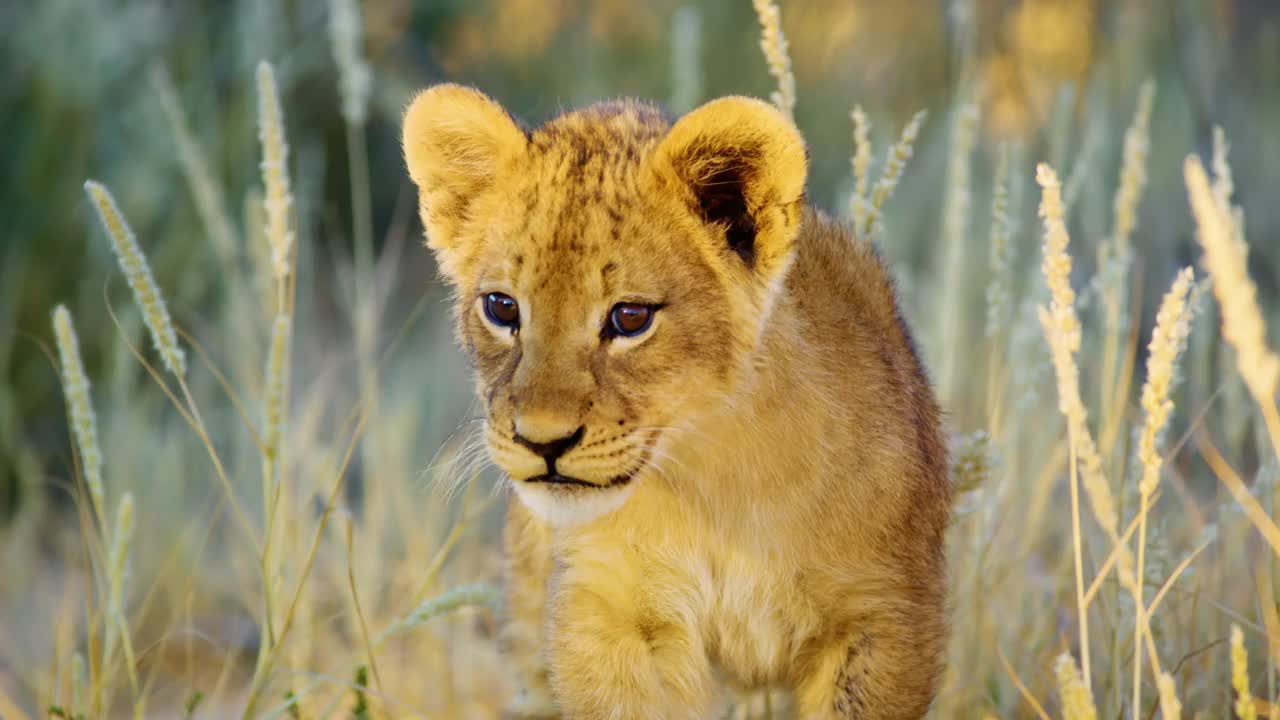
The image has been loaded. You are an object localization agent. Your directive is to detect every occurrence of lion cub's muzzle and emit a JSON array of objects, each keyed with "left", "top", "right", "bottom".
[
  {"left": 486, "top": 421, "right": 656, "bottom": 490},
  {"left": 512, "top": 426, "right": 612, "bottom": 487}
]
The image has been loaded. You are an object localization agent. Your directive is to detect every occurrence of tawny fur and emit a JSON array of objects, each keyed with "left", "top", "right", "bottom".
[{"left": 403, "top": 85, "right": 950, "bottom": 719}]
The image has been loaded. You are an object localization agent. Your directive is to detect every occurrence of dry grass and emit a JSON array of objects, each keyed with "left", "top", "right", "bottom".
[{"left": 2, "top": 2, "right": 1279, "bottom": 719}]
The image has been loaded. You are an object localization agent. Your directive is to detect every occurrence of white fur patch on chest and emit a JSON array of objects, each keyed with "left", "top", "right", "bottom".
[{"left": 678, "top": 543, "right": 814, "bottom": 688}]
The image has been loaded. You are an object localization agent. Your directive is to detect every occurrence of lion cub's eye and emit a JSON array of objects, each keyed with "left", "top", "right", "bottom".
[
  {"left": 483, "top": 292, "right": 520, "bottom": 329},
  {"left": 607, "top": 303, "right": 655, "bottom": 338}
]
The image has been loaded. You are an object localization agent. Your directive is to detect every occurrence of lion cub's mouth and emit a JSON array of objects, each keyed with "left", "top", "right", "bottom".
[
  {"left": 524, "top": 472, "right": 636, "bottom": 489},
  {"left": 507, "top": 434, "right": 658, "bottom": 524}
]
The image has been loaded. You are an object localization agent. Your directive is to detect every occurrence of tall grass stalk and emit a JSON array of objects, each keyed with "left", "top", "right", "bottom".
[
  {"left": 71, "top": 652, "right": 86, "bottom": 718},
  {"left": 1184, "top": 155, "right": 1280, "bottom": 450},
  {"left": 253, "top": 58, "right": 298, "bottom": 687},
  {"left": 669, "top": 6, "right": 704, "bottom": 115},
  {"left": 328, "top": 0, "right": 383, "bottom": 569},
  {"left": 1108, "top": 82, "right": 1155, "bottom": 264},
  {"left": 984, "top": 143, "right": 1012, "bottom": 423},
  {"left": 1055, "top": 652, "right": 1098, "bottom": 720},
  {"left": 150, "top": 66, "right": 239, "bottom": 276},
  {"left": 1132, "top": 267, "right": 1195, "bottom": 715},
  {"left": 328, "top": 0, "right": 371, "bottom": 129},
  {"left": 860, "top": 110, "right": 927, "bottom": 240},
  {"left": 375, "top": 584, "right": 497, "bottom": 645},
  {"left": 849, "top": 106, "right": 872, "bottom": 232},
  {"left": 259, "top": 312, "right": 292, "bottom": 650},
  {"left": 342, "top": 513, "right": 384, "bottom": 705},
  {"left": 84, "top": 181, "right": 187, "bottom": 378},
  {"left": 1211, "top": 127, "right": 1235, "bottom": 215},
  {"left": 1231, "top": 625, "right": 1258, "bottom": 720},
  {"left": 256, "top": 61, "right": 294, "bottom": 313},
  {"left": 100, "top": 493, "right": 137, "bottom": 716},
  {"left": 262, "top": 315, "right": 291, "bottom": 478},
  {"left": 330, "top": 0, "right": 374, "bottom": 281},
  {"left": 937, "top": 102, "right": 980, "bottom": 404},
  {"left": 52, "top": 306, "right": 106, "bottom": 534},
  {"left": 1036, "top": 163, "right": 1094, "bottom": 682},
  {"left": 1063, "top": 121, "right": 1101, "bottom": 214},
  {"left": 1097, "top": 82, "right": 1154, "bottom": 424},
  {"left": 1037, "top": 164, "right": 1128, "bottom": 561},
  {"left": 750, "top": 0, "right": 795, "bottom": 121},
  {"left": 985, "top": 144, "right": 1012, "bottom": 340},
  {"left": 1157, "top": 672, "right": 1183, "bottom": 720}
]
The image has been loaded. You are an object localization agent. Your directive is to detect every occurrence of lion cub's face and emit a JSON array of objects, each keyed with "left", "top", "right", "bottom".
[{"left": 403, "top": 86, "right": 806, "bottom": 525}]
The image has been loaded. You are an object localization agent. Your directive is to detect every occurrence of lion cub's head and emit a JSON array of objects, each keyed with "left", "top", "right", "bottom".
[{"left": 403, "top": 85, "right": 806, "bottom": 525}]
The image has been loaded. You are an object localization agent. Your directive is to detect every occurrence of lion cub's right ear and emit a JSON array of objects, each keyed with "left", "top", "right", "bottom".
[{"left": 402, "top": 84, "right": 527, "bottom": 275}]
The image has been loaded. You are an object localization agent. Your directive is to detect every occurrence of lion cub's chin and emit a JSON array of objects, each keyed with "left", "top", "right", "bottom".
[{"left": 509, "top": 479, "right": 638, "bottom": 527}]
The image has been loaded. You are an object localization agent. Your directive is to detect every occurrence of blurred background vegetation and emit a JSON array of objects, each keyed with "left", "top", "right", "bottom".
[
  {"left": 3, "top": 0, "right": 1280, "bottom": 717},
  {"left": 4, "top": 0, "right": 1279, "bottom": 523}
]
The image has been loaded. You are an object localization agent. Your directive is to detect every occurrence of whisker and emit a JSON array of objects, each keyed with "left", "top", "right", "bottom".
[{"left": 420, "top": 420, "right": 491, "bottom": 501}]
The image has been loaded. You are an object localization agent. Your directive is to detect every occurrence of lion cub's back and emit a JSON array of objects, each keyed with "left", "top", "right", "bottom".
[
  {"left": 784, "top": 208, "right": 950, "bottom": 553},
  {"left": 786, "top": 209, "right": 921, "bottom": 372}
]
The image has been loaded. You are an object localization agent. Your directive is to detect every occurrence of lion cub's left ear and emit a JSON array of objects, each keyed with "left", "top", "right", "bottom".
[
  {"left": 402, "top": 84, "right": 527, "bottom": 278},
  {"left": 651, "top": 97, "right": 806, "bottom": 278}
]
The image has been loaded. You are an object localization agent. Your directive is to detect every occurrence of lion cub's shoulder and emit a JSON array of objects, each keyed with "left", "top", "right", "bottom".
[{"left": 783, "top": 208, "right": 948, "bottom": 506}]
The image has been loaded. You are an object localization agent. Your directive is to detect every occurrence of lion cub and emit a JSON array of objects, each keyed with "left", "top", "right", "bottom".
[{"left": 403, "top": 85, "right": 950, "bottom": 719}]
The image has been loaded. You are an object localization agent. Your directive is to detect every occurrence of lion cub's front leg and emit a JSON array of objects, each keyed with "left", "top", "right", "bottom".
[
  {"left": 792, "top": 598, "right": 945, "bottom": 720},
  {"left": 545, "top": 551, "right": 720, "bottom": 719}
]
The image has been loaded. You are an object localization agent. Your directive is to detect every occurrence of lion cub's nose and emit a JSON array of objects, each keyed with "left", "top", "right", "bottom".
[{"left": 513, "top": 423, "right": 585, "bottom": 465}]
